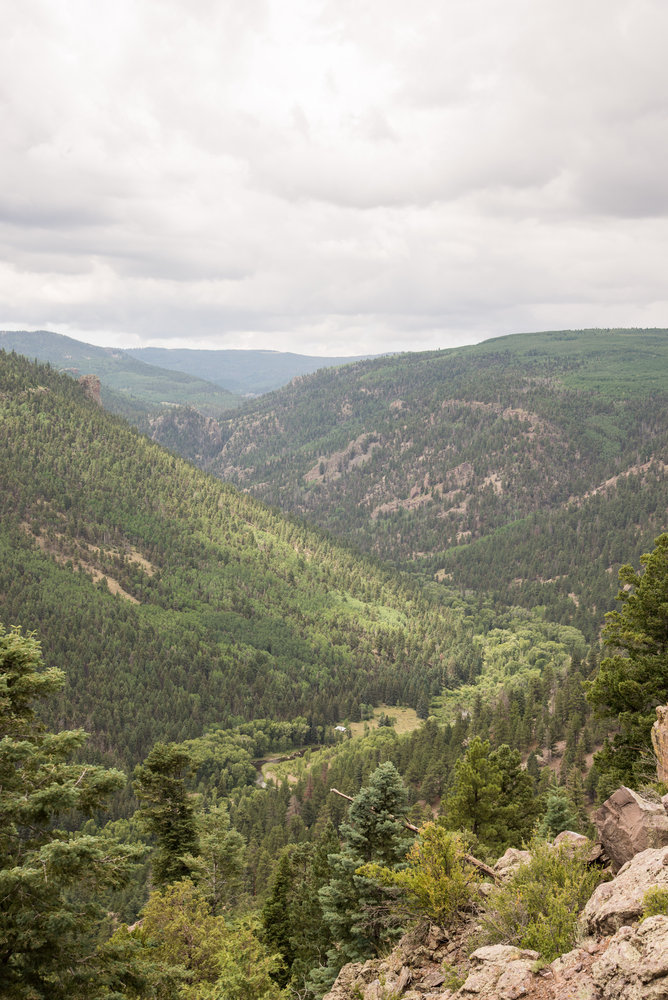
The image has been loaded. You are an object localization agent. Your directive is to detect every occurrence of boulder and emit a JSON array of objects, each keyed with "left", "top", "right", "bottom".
[
  {"left": 581, "top": 846, "right": 668, "bottom": 934},
  {"left": 552, "top": 830, "right": 589, "bottom": 852},
  {"left": 456, "top": 945, "right": 539, "bottom": 999},
  {"left": 493, "top": 847, "right": 532, "bottom": 878},
  {"left": 594, "top": 786, "right": 668, "bottom": 871},
  {"left": 652, "top": 706, "right": 668, "bottom": 784},
  {"left": 592, "top": 915, "right": 668, "bottom": 999}
]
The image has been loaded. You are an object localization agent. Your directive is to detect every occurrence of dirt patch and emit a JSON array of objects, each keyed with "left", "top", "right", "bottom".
[
  {"left": 305, "top": 433, "right": 381, "bottom": 484},
  {"left": 20, "top": 523, "right": 146, "bottom": 604},
  {"left": 568, "top": 459, "right": 668, "bottom": 506}
]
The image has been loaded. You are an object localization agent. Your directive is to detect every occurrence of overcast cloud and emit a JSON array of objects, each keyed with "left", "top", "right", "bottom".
[{"left": 1, "top": 0, "right": 667, "bottom": 354}]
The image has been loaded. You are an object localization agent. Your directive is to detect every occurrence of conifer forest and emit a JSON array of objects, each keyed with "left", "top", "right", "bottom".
[{"left": 1, "top": 329, "right": 667, "bottom": 998}]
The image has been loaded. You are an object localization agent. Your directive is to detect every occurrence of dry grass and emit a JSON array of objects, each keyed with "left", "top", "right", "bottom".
[{"left": 346, "top": 704, "right": 421, "bottom": 738}]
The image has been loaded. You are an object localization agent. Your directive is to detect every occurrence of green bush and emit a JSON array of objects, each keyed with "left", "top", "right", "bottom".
[
  {"left": 642, "top": 886, "right": 668, "bottom": 920},
  {"left": 477, "top": 839, "right": 605, "bottom": 961},
  {"left": 358, "top": 824, "right": 480, "bottom": 931}
]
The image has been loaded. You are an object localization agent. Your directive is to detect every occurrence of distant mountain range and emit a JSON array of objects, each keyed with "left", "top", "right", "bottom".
[
  {"left": 3, "top": 326, "right": 666, "bottom": 641},
  {"left": 128, "top": 346, "right": 378, "bottom": 395},
  {"left": 0, "top": 330, "right": 240, "bottom": 419},
  {"left": 0, "top": 330, "right": 374, "bottom": 418}
]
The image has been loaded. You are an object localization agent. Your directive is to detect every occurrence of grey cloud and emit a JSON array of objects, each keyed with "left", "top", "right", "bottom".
[{"left": 1, "top": 0, "right": 667, "bottom": 353}]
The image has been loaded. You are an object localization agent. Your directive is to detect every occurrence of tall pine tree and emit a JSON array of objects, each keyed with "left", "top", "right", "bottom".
[
  {"left": 0, "top": 625, "right": 140, "bottom": 999},
  {"left": 310, "top": 762, "right": 413, "bottom": 996}
]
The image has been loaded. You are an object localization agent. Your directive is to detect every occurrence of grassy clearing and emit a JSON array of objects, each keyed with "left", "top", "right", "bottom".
[
  {"left": 346, "top": 704, "right": 421, "bottom": 738},
  {"left": 259, "top": 706, "right": 423, "bottom": 785}
]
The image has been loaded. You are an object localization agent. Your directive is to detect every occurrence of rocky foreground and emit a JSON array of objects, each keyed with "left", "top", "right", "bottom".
[{"left": 324, "top": 788, "right": 668, "bottom": 1000}]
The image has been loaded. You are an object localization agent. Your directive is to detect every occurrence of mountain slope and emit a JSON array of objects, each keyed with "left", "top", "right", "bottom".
[
  {"left": 203, "top": 329, "right": 668, "bottom": 636},
  {"left": 0, "top": 350, "right": 487, "bottom": 767},
  {"left": 129, "top": 347, "right": 379, "bottom": 396},
  {"left": 0, "top": 330, "right": 240, "bottom": 417}
]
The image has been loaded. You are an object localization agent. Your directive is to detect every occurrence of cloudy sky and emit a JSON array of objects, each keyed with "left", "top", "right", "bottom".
[{"left": 1, "top": 0, "right": 667, "bottom": 355}]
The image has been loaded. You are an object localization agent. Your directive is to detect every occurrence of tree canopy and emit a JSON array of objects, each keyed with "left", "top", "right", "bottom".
[
  {"left": 0, "top": 625, "right": 140, "bottom": 999},
  {"left": 587, "top": 533, "right": 668, "bottom": 786}
]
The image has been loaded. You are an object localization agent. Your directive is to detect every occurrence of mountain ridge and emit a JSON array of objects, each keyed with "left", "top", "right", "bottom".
[{"left": 195, "top": 328, "right": 668, "bottom": 637}]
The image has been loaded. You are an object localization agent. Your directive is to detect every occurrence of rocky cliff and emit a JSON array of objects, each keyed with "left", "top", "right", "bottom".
[{"left": 323, "top": 789, "right": 668, "bottom": 1000}]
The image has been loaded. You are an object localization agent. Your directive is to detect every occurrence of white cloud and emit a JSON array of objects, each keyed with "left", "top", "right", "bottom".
[{"left": 1, "top": 0, "right": 667, "bottom": 355}]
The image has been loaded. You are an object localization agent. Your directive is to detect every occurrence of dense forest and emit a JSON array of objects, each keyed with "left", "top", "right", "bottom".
[
  {"left": 156, "top": 328, "right": 667, "bottom": 639},
  {"left": 1, "top": 336, "right": 667, "bottom": 999},
  {"left": 0, "top": 350, "right": 496, "bottom": 766}
]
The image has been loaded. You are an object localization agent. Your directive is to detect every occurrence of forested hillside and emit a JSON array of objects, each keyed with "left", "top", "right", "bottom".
[
  {"left": 191, "top": 329, "right": 668, "bottom": 637},
  {"left": 0, "top": 330, "right": 240, "bottom": 418},
  {"left": 0, "top": 350, "right": 488, "bottom": 767},
  {"left": 3, "top": 346, "right": 660, "bottom": 1000}
]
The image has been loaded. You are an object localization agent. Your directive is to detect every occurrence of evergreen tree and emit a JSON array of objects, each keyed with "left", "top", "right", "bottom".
[
  {"left": 262, "top": 852, "right": 296, "bottom": 988},
  {"left": 443, "top": 738, "right": 537, "bottom": 854},
  {"left": 183, "top": 802, "right": 245, "bottom": 913},
  {"left": 538, "top": 789, "right": 580, "bottom": 839},
  {"left": 133, "top": 742, "right": 199, "bottom": 887},
  {"left": 587, "top": 534, "right": 668, "bottom": 785},
  {"left": 311, "top": 763, "right": 412, "bottom": 996},
  {"left": 262, "top": 824, "right": 338, "bottom": 994},
  {"left": 0, "top": 625, "right": 139, "bottom": 999}
]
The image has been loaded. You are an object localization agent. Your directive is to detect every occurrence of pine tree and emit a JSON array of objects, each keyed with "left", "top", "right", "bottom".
[
  {"left": 311, "top": 763, "right": 413, "bottom": 996},
  {"left": 0, "top": 625, "right": 140, "bottom": 999},
  {"left": 183, "top": 802, "right": 245, "bottom": 913},
  {"left": 538, "top": 789, "right": 580, "bottom": 839},
  {"left": 262, "top": 852, "right": 295, "bottom": 987},
  {"left": 133, "top": 742, "right": 199, "bottom": 887},
  {"left": 587, "top": 534, "right": 668, "bottom": 785},
  {"left": 443, "top": 738, "right": 538, "bottom": 854}
]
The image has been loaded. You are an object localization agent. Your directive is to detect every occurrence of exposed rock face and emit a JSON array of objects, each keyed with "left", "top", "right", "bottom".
[
  {"left": 582, "top": 846, "right": 668, "bottom": 934},
  {"left": 78, "top": 374, "right": 102, "bottom": 406},
  {"left": 595, "top": 786, "right": 668, "bottom": 871},
  {"left": 592, "top": 915, "right": 668, "bottom": 999},
  {"left": 322, "top": 923, "right": 471, "bottom": 1000},
  {"left": 549, "top": 945, "right": 602, "bottom": 1000},
  {"left": 652, "top": 705, "right": 668, "bottom": 784}
]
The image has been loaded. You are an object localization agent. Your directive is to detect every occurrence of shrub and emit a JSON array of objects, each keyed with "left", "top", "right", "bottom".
[
  {"left": 642, "top": 886, "right": 668, "bottom": 920},
  {"left": 358, "top": 823, "right": 480, "bottom": 931},
  {"left": 477, "top": 839, "right": 605, "bottom": 961}
]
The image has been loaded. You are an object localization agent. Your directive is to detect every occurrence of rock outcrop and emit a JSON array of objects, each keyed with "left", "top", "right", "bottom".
[
  {"left": 582, "top": 846, "right": 668, "bottom": 934},
  {"left": 455, "top": 944, "right": 539, "bottom": 998},
  {"left": 492, "top": 847, "right": 532, "bottom": 879},
  {"left": 652, "top": 706, "right": 668, "bottom": 784},
  {"left": 323, "top": 793, "right": 668, "bottom": 1000},
  {"left": 591, "top": 915, "right": 668, "bottom": 999},
  {"left": 322, "top": 923, "right": 473, "bottom": 1000},
  {"left": 78, "top": 374, "right": 102, "bottom": 406},
  {"left": 594, "top": 786, "right": 668, "bottom": 871},
  {"left": 552, "top": 830, "right": 589, "bottom": 851}
]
